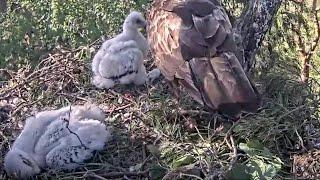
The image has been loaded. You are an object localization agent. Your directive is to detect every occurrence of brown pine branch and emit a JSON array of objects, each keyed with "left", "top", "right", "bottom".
[
  {"left": 291, "top": 6, "right": 320, "bottom": 83},
  {"left": 307, "top": 10, "right": 320, "bottom": 60},
  {"left": 313, "top": 0, "right": 318, "bottom": 11},
  {"left": 86, "top": 170, "right": 149, "bottom": 179}
]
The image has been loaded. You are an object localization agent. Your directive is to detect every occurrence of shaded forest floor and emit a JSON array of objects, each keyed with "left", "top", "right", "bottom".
[{"left": 0, "top": 41, "right": 320, "bottom": 179}]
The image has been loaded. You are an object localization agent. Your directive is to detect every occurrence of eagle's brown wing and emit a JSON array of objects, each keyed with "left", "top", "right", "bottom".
[
  {"left": 147, "top": 0, "right": 202, "bottom": 103},
  {"left": 147, "top": 0, "right": 260, "bottom": 118}
]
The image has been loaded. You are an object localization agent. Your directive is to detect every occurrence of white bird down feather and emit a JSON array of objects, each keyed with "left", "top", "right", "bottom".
[
  {"left": 92, "top": 11, "right": 161, "bottom": 89},
  {"left": 4, "top": 104, "right": 111, "bottom": 179}
]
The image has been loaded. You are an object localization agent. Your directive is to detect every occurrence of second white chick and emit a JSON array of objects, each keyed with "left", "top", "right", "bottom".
[
  {"left": 4, "top": 104, "right": 111, "bottom": 179},
  {"left": 92, "top": 11, "right": 160, "bottom": 89}
]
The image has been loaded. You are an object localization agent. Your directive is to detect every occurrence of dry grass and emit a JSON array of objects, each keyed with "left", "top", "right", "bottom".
[{"left": 0, "top": 41, "right": 319, "bottom": 180}]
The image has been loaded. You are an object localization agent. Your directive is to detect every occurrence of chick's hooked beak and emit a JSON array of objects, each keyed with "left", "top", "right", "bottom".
[{"left": 139, "top": 21, "right": 147, "bottom": 33}]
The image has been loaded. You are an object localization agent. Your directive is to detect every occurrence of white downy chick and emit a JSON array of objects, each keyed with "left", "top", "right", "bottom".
[
  {"left": 4, "top": 104, "right": 111, "bottom": 179},
  {"left": 92, "top": 11, "right": 160, "bottom": 89}
]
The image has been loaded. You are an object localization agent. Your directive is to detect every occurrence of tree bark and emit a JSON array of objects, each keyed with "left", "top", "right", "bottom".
[
  {"left": 300, "top": 12, "right": 320, "bottom": 83},
  {"left": 313, "top": 0, "right": 318, "bottom": 11},
  {"left": 291, "top": 1, "right": 320, "bottom": 84},
  {"left": 234, "top": 0, "right": 282, "bottom": 74},
  {"left": 300, "top": 52, "right": 310, "bottom": 83},
  {"left": 0, "top": 0, "right": 6, "bottom": 13}
]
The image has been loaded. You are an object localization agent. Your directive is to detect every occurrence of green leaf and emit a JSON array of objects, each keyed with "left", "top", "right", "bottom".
[
  {"left": 171, "top": 154, "right": 195, "bottom": 169},
  {"left": 226, "top": 163, "right": 251, "bottom": 180},
  {"left": 238, "top": 142, "right": 283, "bottom": 180},
  {"left": 247, "top": 139, "right": 264, "bottom": 150},
  {"left": 147, "top": 144, "right": 161, "bottom": 158},
  {"left": 239, "top": 143, "right": 257, "bottom": 157},
  {"left": 149, "top": 164, "right": 167, "bottom": 180},
  {"left": 247, "top": 157, "right": 282, "bottom": 180}
]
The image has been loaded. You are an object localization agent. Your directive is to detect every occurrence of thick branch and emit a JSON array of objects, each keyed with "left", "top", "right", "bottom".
[
  {"left": 308, "top": 10, "right": 320, "bottom": 60},
  {"left": 301, "top": 10, "right": 320, "bottom": 83},
  {"left": 312, "top": 0, "right": 318, "bottom": 11},
  {"left": 291, "top": 7, "right": 319, "bottom": 83},
  {"left": 234, "top": 0, "right": 282, "bottom": 73}
]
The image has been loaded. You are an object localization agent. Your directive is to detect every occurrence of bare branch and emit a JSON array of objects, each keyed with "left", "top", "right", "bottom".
[{"left": 86, "top": 170, "right": 149, "bottom": 179}]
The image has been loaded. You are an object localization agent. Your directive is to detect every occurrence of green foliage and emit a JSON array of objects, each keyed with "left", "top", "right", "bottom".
[
  {"left": 149, "top": 164, "right": 168, "bottom": 180},
  {"left": 221, "top": 0, "right": 245, "bottom": 19},
  {"left": 256, "top": 1, "right": 320, "bottom": 80},
  {"left": 171, "top": 154, "right": 195, "bottom": 169},
  {"left": 159, "top": 142, "right": 195, "bottom": 169},
  {"left": 0, "top": 0, "right": 150, "bottom": 68},
  {"left": 228, "top": 141, "right": 283, "bottom": 180},
  {"left": 222, "top": 0, "right": 320, "bottom": 81}
]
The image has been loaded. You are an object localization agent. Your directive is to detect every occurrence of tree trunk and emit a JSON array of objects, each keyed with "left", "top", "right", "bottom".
[
  {"left": 234, "top": 0, "right": 282, "bottom": 74},
  {"left": 0, "top": 0, "right": 6, "bottom": 13},
  {"left": 313, "top": 0, "right": 318, "bottom": 11},
  {"left": 300, "top": 52, "right": 310, "bottom": 83},
  {"left": 292, "top": 1, "right": 320, "bottom": 84}
]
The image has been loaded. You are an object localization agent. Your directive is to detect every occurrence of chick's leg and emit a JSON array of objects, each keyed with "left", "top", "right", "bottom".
[
  {"left": 133, "top": 65, "right": 147, "bottom": 85},
  {"left": 147, "top": 68, "right": 161, "bottom": 84}
]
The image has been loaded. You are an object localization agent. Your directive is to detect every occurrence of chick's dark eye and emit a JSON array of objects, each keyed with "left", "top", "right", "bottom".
[{"left": 136, "top": 19, "right": 142, "bottom": 24}]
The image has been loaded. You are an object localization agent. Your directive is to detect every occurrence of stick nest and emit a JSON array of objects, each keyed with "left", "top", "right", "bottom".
[{"left": 0, "top": 43, "right": 320, "bottom": 179}]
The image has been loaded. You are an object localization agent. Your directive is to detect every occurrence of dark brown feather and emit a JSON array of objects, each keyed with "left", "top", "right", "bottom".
[
  {"left": 147, "top": 0, "right": 261, "bottom": 118},
  {"left": 192, "top": 14, "right": 220, "bottom": 38}
]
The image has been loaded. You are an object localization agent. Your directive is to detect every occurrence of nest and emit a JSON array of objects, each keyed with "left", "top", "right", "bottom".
[
  {"left": 0, "top": 43, "right": 320, "bottom": 179},
  {"left": 293, "top": 150, "right": 320, "bottom": 179}
]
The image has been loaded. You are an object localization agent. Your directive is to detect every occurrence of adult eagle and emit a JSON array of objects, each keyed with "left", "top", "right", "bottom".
[{"left": 147, "top": 0, "right": 261, "bottom": 119}]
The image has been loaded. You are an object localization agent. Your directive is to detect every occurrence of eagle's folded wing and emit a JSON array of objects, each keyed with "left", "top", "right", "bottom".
[{"left": 147, "top": 0, "right": 260, "bottom": 118}]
